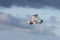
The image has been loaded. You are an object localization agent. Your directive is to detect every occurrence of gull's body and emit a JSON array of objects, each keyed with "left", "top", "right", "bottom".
[{"left": 27, "top": 14, "right": 43, "bottom": 25}]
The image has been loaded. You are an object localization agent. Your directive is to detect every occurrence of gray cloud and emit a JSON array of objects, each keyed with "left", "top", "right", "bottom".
[
  {"left": 0, "top": 0, "right": 60, "bottom": 8},
  {"left": 0, "top": 12, "right": 33, "bottom": 30},
  {"left": 0, "top": 12, "right": 60, "bottom": 36}
]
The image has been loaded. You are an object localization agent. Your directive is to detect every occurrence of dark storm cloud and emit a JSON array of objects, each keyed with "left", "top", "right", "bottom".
[{"left": 0, "top": 0, "right": 60, "bottom": 8}]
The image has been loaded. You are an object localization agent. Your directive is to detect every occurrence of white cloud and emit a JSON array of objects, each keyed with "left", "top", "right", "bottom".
[{"left": 0, "top": 6, "right": 60, "bottom": 40}]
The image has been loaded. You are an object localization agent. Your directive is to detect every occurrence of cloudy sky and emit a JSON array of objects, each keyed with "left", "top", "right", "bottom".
[
  {"left": 0, "top": 0, "right": 60, "bottom": 40},
  {"left": 0, "top": 0, "right": 60, "bottom": 18},
  {"left": 0, "top": 0, "right": 60, "bottom": 8}
]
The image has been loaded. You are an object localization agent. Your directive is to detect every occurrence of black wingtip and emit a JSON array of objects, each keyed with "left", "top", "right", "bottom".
[{"left": 39, "top": 20, "right": 43, "bottom": 24}]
